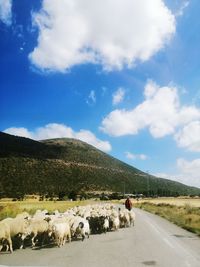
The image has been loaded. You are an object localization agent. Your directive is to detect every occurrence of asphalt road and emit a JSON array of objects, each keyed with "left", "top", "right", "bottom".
[{"left": 1, "top": 208, "right": 200, "bottom": 267}]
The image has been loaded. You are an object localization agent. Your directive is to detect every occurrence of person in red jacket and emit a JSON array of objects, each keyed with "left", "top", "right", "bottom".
[{"left": 125, "top": 196, "right": 132, "bottom": 211}]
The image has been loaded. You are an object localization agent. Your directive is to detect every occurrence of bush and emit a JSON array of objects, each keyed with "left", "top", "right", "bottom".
[{"left": 68, "top": 191, "right": 77, "bottom": 201}]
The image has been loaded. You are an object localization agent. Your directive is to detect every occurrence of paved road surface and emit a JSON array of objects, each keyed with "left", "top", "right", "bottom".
[{"left": 1, "top": 208, "right": 200, "bottom": 267}]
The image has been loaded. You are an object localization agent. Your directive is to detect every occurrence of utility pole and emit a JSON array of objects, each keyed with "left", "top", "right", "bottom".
[{"left": 146, "top": 170, "right": 150, "bottom": 198}]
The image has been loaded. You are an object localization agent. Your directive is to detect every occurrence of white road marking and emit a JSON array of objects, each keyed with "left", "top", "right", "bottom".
[{"left": 136, "top": 209, "right": 200, "bottom": 266}]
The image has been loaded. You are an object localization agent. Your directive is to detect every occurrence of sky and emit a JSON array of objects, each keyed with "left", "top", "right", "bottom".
[{"left": 0, "top": 0, "right": 200, "bottom": 188}]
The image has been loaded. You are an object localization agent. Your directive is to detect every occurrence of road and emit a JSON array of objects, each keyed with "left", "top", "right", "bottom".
[{"left": 1, "top": 208, "right": 200, "bottom": 267}]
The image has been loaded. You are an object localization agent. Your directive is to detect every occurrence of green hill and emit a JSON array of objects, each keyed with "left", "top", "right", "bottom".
[{"left": 0, "top": 131, "right": 200, "bottom": 199}]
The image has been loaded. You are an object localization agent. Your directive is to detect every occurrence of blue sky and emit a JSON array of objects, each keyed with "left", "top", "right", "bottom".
[{"left": 1, "top": 0, "right": 200, "bottom": 188}]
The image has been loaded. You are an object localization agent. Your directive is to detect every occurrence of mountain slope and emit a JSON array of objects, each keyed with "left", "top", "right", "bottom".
[{"left": 0, "top": 132, "right": 200, "bottom": 198}]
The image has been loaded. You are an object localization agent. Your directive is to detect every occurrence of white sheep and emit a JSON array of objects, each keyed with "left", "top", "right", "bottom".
[
  {"left": 71, "top": 217, "right": 90, "bottom": 241},
  {"left": 103, "top": 217, "right": 109, "bottom": 233},
  {"left": 118, "top": 209, "right": 130, "bottom": 228},
  {"left": 0, "top": 221, "right": 13, "bottom": 253},
  {"left": 0, "top": 203, "right": 135, "bottom": 252},
  {"left": 128, "top": 210, "right": 136, "bottom": 226},
  {"left": 109, "top": 210, "right": 120, "bottom": 231},
  {"left": 2, "top": 217, "right": 30, "bottom": 249},
  {"left": 27, "top": 218, "right": 50, "bottom": 247},
  {"left": 51, "top": 222, "right": 71, "bottom": 247}
]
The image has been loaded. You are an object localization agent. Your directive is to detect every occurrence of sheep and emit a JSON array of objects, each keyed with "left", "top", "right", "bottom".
[
  {"left": 118, "top": 208, "right": 130, "bottom": 228},
  {"left": 0, "top": 221, "right": 13, "bottom": 253},
  {"left": 51, "top": 222, "right": 71, "bottom": 247},
  {"left": 109, "top": 210, "right": 120, "bottom": 231},
  {"left": 71, "top": 217, "right": 90, "bottom": 241},
  {"left": 112, "top": 216, "right": 120, "bottom": 231},
  {"left": 128, "top": 210, "right": 136, "bottom": 226},
  {"left": 0, "top": 203, "right": 135, "bottom": 252},
  {"left": 26, "top": 218, "right": 50, "bottom": 247},
  {"left": 33, "top": 209, "right": 49, "bottom": 220},
  {"left": 16, "top": 211, "right": 30, "bottom": 220},
  {"left": 1, "top": 217, "right": 30, "bottom": 250},
  {"left": 103, "top": 217, "right": 109, "bottom": 233},
  {"left": 87, "top": 215, "right": 109, "bottom": 234}
]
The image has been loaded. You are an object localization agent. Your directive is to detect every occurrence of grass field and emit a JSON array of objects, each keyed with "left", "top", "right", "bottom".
[
  {"left": 135, "top": 197, "right": 200, "bottom": 236},
  {"left": 137, "top": 197, "right": 200, "bottom": 207},
  {"left": 0, "top": 199, "right": 98, "bottom": 220}
]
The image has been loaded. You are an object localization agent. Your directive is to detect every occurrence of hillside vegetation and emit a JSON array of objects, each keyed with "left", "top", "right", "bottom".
[{"left": 0, "top": 132, "right": 200, "bottom": 199}]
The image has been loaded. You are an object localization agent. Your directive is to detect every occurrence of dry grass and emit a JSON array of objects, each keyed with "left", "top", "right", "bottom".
[
  {"left": 0, "top": 200, "right": 97, "bottom": 221},
  {"left": 135, "top": 199, "right": 200, "bottom": 236},
  {"left": 137, "top": 197, "right": 200, "bottom": 208}
]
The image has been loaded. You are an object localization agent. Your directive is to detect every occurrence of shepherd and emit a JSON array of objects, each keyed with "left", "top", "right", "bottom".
[{"left": 125, "top": 196, "right": 132, "bottom": 211}]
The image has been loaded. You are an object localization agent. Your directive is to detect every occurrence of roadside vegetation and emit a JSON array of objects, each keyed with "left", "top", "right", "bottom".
[
  {"left": 135, "top": 200, "right": 200, "bottom": 236},
  {"left": 137, "top": 197, "right": 200, "bottom": 207}
]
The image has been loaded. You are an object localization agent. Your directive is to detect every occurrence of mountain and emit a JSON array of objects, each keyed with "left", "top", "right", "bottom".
[{"left": 0, "top": 131, "right": 200, "bottom": 198}]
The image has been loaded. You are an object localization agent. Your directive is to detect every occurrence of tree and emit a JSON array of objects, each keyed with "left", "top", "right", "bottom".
[
  {"left": 68, "top": 190, "right": 77, "bottom": 201},
  {"left": 58, "top": 191, "right": 66, "bottom": 200}
]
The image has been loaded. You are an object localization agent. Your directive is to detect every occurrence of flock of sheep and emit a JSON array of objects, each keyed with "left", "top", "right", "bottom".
[{"left": 0, "top": 203, "right": 135, "bottom": 253}]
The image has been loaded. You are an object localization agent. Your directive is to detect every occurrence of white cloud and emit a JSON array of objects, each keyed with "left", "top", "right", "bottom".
[
  {"left": 175, "top": 121, "right": 200, "bottom": 152},
  {"left": 175, "top": 1, "right": 189, "bottom": 17},
  {"left": 87, "top": 90, "right": 96, "bottom": 105},
  {"left": 29, "top": 0, "right": 175, "bottom": 72},
  {"left": 125, "top": 152, "right": 135, "bottom": 160},
  {"left": 155, "top": 157, "right": 200, "bottom": 188},
  {"left": 177, "top": 158, "right": 200, "bottom": 176},
  {"left": 177, "top": 158, "right": 200, "bottom": 187},
  {"left": 0, "top": 0, "right": 12, "bottom": 25},
  {"left": 154, "top": 173, "right": 170, "bottom": 180},
  {"left": 139, "top": 154, "right": 148, "bottom": 161},
  {"left": 4, "top": 123, "right": 111, "bottom": 153},
  {"left": 112, "top": 87, "right": 125, "bottom": 105},
  {"left": 33, "top": 123, "right": 74, "bottom": 140},
  {"left": 75, "top": 130, "right": 111, "bottom": 152},
  {"left": 192, "top": 90, "right": 200, "bottom": 105},
  {"left": 125, "top": 151, "right": 147, "bottom": 160},
  {"left": 144, "top": 80, "right": 159, "bottom": 99},
  {"left": 4, "top": 127, "right": 32, "bottom": 138},
  {"left": 101, "top": 81, "right": 200, "bottom": 139}
]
